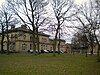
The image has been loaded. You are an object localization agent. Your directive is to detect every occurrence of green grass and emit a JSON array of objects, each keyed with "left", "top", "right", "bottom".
[{"left": 0, "top": 53, "right": 100, "bottom": 75}]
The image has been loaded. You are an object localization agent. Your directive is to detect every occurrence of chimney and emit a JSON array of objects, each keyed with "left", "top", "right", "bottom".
[
  {"left": 21, "top": 25, "right": 27, "bottom": 29},
  {"left": 11, "top": 25, "right": 15, "bottom": 29}
]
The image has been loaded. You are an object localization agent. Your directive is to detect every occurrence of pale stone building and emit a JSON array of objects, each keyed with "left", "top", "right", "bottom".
[{"left": 0, "top": 25, "right": 66, "bottom": 53}]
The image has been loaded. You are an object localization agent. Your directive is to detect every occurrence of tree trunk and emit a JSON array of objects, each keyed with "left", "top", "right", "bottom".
[
  {"left": 32, "top": 31, "right": 36, "bottom": 55},
  {"left": 1, "top": 25, "right": 5, "bottom": 54},
  {"left": 1, "top": 33, "right": 4, "bottom": 54},
  {"left": 53, "top": 36, "right": 57, "bottom": 56},
  {"left": 32, "top": 24, "right": 36, "bottom": 55},
  {"left": 90, "top": 33, "right": 94, "bottom": 55},
  {"left": 36, "top": 28, "right": 40, "bottom": 54},
  {"left": 37, "top": 36, "right": 40, "bottom": 54},
  {"left": 53, "top": 18, "right": 60, "bottom": 56},
  {"left": 85, "top": 49, "right": 87, "bottom": 57},
  {"left": 5, "top": 24, "right": 10, "bottom": 54},
  {"left": 94, "top": 31, "right": 100, "bottom": 62},
  {"left": 58, "top": 31, "right": 60, "bottom": 54},
  {"left": 90, "top": 44, "right": 94, "bottom": 55},
  {"left": 97, "top": 44, "right": 100, "bottom": 62},
  {"left": 6, "top": 32, "right": 10, "bottom": 55}
]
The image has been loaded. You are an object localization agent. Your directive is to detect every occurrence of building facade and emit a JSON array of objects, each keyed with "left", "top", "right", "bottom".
[{"left": 0, "top": 25, "right": 66, "bottom": 53}]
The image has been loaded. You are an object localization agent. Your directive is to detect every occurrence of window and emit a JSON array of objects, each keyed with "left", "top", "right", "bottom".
[
  {"left": 42, "top": 38, "right": 47, "bottom": 42},
  {"left": 10, "top": 43, "right": 15, "bottom": 51},
  {"left": 15, "top": 34, "right": 18, "bottom": 39},
  {"left": 45, "top": 45, "right": 47, "bottom": 50},
  {"left": 50, "top": 47, "right": 52, "bottom": 50},
  {"left": 11, "top": 34, "right": 14, "bottom": 41},
  {"left": 30, "top": 36, "right": 33, "bottom": 41},
  {"left": 23, "top": 35, "right": 26, "bottom": 39},
  {"left": 18, "top": 32, "right": 23, "bottom": 36},
  {"left": 30, "top": 44, "right": 32, "bottom": 49},
  {"left": 41, "top": 47, "right": 43, "bottom": 50},
  {"left": 11, "top": 34, "right": 14, "bottom": 38},
  {"left": 22, "top": 43, "right": 27, "bottom": 50}
]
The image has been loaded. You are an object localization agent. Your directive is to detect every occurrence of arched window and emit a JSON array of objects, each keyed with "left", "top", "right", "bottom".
[
  {"left": 23, "top": 35, "right": 26, "bottom": 39},
  {"left": 30, "top": 36, "right": 33, "bottom": 41},
  {"left": 22, "top": 43, "right": 27, "bottom": 50},
  {"left": 30, "top": 44, "right": 32, "bottom": 49}
]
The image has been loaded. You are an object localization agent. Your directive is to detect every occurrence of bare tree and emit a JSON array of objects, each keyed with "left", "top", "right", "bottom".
[
  {"left": 51, "top": 0, "right": 74, "bottom": 56},
  {"left": 7, "top": 0, "right": 48, "bottom": 54},
  {"left": 0, "top": 19, "right": 5, "bottom": 54},
  {"left": 74, "top": 0, "right": 100, "bottom": 61},
  {"left": 0, "top": 2, "right": 19, "bottom": 54},
  {"left": 35, "top": 9, "right": 48, "bottom": 54}
]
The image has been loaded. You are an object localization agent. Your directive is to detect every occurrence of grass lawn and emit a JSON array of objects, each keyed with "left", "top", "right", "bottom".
[{"left": 0, "top": 53, "right": 100, "bottom": 75}]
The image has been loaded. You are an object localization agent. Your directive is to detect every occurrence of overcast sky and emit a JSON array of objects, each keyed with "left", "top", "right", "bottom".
[{"left": 75, "top": 0, "right": 87, "bottom": 4}]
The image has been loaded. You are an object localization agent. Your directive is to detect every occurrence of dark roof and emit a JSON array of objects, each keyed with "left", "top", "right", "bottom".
[
  {"left": 7, "top": 26, "right": 50, "bottom": 37},
  {"left": 49, "top": 38, "right": 65, "bottom": 42}
]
